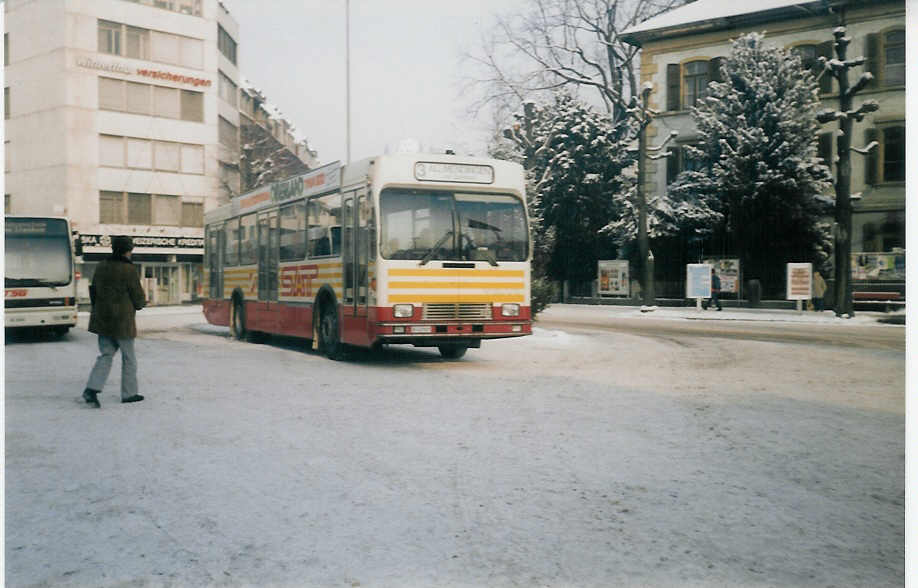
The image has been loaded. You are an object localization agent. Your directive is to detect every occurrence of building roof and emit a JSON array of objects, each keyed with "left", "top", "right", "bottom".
[{"left": 621, "top": 0, "right": 832, "bottom": 45}]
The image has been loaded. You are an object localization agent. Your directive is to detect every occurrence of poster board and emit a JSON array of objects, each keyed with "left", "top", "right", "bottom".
[
  {"left": 786, "top": 263, "right": 813, "bottom": 300},
  {"left": 702, "top": 258, "right": 740, "bottom": 293},
  {"left": 686, "top": 264, "right": 713, "bottom": 299},
  {"left": 851, "top": 252, "right": 905, "bottom": 281},
  {"left": 597, "top": 260, "right": 630, "bottom": 296}
]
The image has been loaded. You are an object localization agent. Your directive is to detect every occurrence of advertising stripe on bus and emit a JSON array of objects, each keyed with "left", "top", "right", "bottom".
[
  {"left": 387, "top": 268, "right": 524, "bottom": 278},
  {"left": 388, "top": 293, "right": 525, "bottom": 303}
]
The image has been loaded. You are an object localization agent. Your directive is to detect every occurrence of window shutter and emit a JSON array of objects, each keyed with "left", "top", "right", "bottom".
[
  {"left": 666, "top": 64, "right": 680, "bottom": 111},
  {"left": 817, "top": 132, "right": 832, "bottom": 166},
  {"left": 865, "top": 33, "right": 879, "bottom": 88},
  {"left": 708, "top": 57, "right": 725, "bottom": 84},
  {"left": 864, "top": 128, "right": 879, "bottom": 185},
  {"left": 816, "top": 41, "right": 833, "bottom": 94},
  {"left": 666, "top": 145, "right": 680, "bottom": 185}
]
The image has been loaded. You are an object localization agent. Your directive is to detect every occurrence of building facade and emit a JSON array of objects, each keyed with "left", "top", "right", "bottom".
[
  {"left": 622, "top": 0, "right": 905, "bottom": 285},
  {"left": 4, "top": 0, "right": 315, "bottom": 305}
]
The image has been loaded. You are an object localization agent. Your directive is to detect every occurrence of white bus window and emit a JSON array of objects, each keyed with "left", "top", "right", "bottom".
[
  {"left": 279, "top": 201, "right": 306, "bottom": 261},
  {"left": 239, "top": 214, "right": 257, "bottom": 265},
  {"left": 308, "top": 192, "right": 341, "bottom": 257},
  {"left": 224, "top": 218, "right": 240, "bottom": 266}
]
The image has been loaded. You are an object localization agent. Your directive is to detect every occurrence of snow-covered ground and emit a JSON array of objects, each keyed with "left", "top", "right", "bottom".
[{"left": 5, "top": 304, "right": 905, "bottom": 587}]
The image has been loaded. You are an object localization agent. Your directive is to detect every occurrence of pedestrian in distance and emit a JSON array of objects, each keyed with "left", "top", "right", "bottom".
[
  {"left": 82, "top": 236, "right": 147, "bottom": 408},
  {"left": 812, "top": 270, "right": 827, "bottom": 312},
  {"left": 702, "top": 267, "right": 723, "bottom": 311}
]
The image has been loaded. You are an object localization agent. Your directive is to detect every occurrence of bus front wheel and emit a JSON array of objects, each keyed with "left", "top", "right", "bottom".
[
  {"left": 231, "top": 298, "right": 247, "bottom": 341},
  {"left": 438, "top": 344, "right": 468, "bottom": 359},
  {"left": 319, "top": 303, "right": 345, "bottom": 360}
]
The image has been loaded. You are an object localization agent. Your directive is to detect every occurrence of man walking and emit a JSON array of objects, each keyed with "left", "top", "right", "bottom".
[
  {"left": 702, "top": 267, "right": 723, "bottom": 311},
  {"left": 82, "top": 236, "right": 146, "bottom": 407}
]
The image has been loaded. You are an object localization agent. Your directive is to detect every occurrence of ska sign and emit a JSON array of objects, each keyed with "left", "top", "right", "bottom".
[{"left": 80, "top": 234, "right": 204, "bottom": 250}]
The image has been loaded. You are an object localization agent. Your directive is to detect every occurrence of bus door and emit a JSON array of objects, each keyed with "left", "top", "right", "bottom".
[
  {"left": 206, "top": 224, "right": 224, "bottom": 299},
  {"left": 257, "top": 211, "right": 278, "bottom": 302},
  {"left": 342, "top": 191, "right": 355, "bottom": 313},
  {"left": 341, "top": 189, "right": 369, "bottom": 318},
  {"left": 356, "top": 189, "right": 370, "bottom": 317}
]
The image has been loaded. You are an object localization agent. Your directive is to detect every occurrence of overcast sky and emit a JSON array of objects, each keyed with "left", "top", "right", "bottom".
[{"left": 222, "top": 0, "right": 524, "bottom": 165}]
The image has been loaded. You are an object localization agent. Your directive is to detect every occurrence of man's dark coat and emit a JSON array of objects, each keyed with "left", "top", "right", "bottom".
[{"left": 88, "top": 255, "right": 146, "bottom": 339}]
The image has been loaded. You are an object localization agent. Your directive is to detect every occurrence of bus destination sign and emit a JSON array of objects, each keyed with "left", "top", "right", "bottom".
[{"left": 415, "top": 162, "right": 494, "bottom": 184}]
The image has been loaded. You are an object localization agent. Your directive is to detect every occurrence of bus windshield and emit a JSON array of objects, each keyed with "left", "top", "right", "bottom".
[
  {"left": 379, "top": 189, "right": 528, "bottom": 263},
  {"left": 5, "top": 218, "right": 73, "bottom": 287}
]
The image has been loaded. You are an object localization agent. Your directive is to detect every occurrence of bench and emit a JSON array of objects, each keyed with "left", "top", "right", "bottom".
[{"left": 852, "top": 291, "right": 905, "bottom": 311}]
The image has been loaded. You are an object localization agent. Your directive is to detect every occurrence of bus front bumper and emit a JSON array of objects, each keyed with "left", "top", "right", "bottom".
[
  {"left": 375, "top": 321, "right": 531, "bottom": 343},
  {"left": 5, "top": 307, "right": 79, "bottom": 328}
]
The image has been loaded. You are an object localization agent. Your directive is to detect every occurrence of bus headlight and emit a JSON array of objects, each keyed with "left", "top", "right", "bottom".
[
  {"left": 501, "top": 303, "right": 520, "bottom": 317},
  {"left": 393, "top": 304, "right": 414, "bottom": 318}
]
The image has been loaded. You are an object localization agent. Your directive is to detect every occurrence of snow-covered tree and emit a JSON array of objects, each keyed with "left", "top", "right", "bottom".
[
  {"left": 670, "top": 32, "right": 834, "bottom": 291},
  {"left": 500, "top": 93, "right": 636, "bottom": 283}
]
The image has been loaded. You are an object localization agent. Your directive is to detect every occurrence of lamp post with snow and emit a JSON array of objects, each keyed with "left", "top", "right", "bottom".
[{"left": 631, "top": 83, "right": 677, "bottom": 310}]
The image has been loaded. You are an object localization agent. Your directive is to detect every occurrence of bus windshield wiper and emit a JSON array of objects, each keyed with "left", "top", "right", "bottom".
[{"left": 419, "top": 230, "right": 453, "bottom": 266}]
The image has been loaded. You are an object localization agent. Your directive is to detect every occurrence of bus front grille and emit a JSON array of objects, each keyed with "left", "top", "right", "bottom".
[{"left": 423, "top": 303, "right": 492, "bottom": 321}]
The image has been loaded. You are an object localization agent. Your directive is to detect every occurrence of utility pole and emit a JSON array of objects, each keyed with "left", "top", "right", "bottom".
[
  {"left": 345, "top": 0, "right": 351, "bottom": 164},
  {"left": 632, "top": 83, "right": 677, "bottom": 309},
  {"left": 816, "top": 24, "right": 879, "bottom": 318}
]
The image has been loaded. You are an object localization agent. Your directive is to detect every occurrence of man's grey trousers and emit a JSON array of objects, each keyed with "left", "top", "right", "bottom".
[{"left": 86, "top": 335, "right": 138, "bottom": 400}]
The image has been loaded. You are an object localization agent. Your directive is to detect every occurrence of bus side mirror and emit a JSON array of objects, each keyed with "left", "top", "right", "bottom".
[{"left": 73, "top": 231, "right": 83, "bottom": 256}]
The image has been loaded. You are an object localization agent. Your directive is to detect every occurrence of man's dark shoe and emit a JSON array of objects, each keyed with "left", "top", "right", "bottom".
[
  {"left": 83, "top": 388, "right": 101, "bottom": 408},
  {"left": 122, "top": 395, "right": 144, "bottom": 404}
]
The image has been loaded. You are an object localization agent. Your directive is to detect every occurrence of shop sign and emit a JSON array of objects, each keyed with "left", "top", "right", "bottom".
[
  {"left": 80, "top": 234, "right": 204, "bottom": 249},
  {"left": 76, "top": 56, "right": 212, "bottom": 87}
]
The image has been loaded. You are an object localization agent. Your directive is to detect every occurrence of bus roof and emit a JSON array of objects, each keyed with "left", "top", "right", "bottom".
[{"left": 205, "top": 153, "right": 525, "bottom": 225}]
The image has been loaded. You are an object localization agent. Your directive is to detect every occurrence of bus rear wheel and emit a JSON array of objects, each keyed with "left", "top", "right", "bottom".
[
  {"left": 438, "top": 344, "right": 468, "bottom": 359},
  {"left": 319, "top": 303, "right": 345, "bottom": 360},
  {"left": 231, "top": 298, "right": 247, "bottom": 341}
]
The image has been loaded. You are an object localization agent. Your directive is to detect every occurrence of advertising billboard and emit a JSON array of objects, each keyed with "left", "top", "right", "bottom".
[{"left": 597, "top": 260, "right": 630, "bottom": 296}]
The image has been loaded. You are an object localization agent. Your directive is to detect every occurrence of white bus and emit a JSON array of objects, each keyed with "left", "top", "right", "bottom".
[
  {"left": 5, "top": 216, "right": 81, "bottom": 335},
  {"left": 203, "top": 153, "right": 532, "bottom": 359}
]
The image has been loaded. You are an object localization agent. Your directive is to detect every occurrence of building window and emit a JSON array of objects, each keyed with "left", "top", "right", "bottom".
[
  {"left": 4, "top": 87, "right": 9, "bottom": 119},
  {"left": 121, "top": 0, "right": 202, "bottom": 17},
  {"left": 153, "top": 86, "right": 181, "bottom": 118},
  {"left": 100, "top": 191, "right": 127, "bottom": 224},
  {"left": 5, "top": 194, "right": 10, "bottom": 214},
  {"left": 181, "top": 202, "right": 204, "bottom": 227},
  {"left": 99, "top": 134, "right": 205, "bottom": 174},
  {"left": 791, "top": 42, "right": 833, "bottom": 94},
  {"left": 99, "top": 135, "right": 125, "bottom": 167},
  {"left": 125, "top": 26, "right": 150, "bottom": 59},
  {"left": 218, "top": 25, "right": 237, "bottom": 65},
  {"left": 219, "top": 116, "right": 239, "bottom": 150},
  {"left": 5, "top": 140, "right": 10, "bottom": 173},
  {"left": 867, "top": 29, "right": 906, "bottom": 87},
  {"left": 128, "top": 192, "right": 152, "bottom": 224},
  {"left": 180, "top": 89, "right": 204, "bottom": 122},
  {"left": 99, "top": 20, "right": 202, "bottom": 68},
  {"left": 881, "top": 126, "right": 904, "bottom": 182},
  {"left": 154, "top": 141, "right": 181, "bottom": 171},
  {"left": 683, "top": 61, "right": 709, "bottom": 108},
  {"left": 666, "top": 58, "right": 723, "bottom": 111},
  {"left": 883, "top": 30, "right": 905, "bottom": 87},
  {"left": 218, "top": 71, "right": 238, "bottom": 106},
  {"left": 180, "top": 144, "right": 204, "bottom": 174},
  {"left": 126, "top": 81, "right": 151, "bottom": 114},
  {"left": 666, "top": 144, "right": 701, "bottom": 185},
  {"left": 865, "top": 125, "right": 905, "bottom": 184},
  {"left": 4, "top": 33, "right": 9, "bottom": 66},
  {"left": 154, "top": 194, "right": 181, "bottom": 226},
  {"left": 98, "top": 20, "right": 122, "bottom": 55}
]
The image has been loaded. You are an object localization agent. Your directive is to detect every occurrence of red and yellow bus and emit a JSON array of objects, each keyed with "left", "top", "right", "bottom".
[{"left": 202, "top": 153, "right": 532, "bottom": 359}]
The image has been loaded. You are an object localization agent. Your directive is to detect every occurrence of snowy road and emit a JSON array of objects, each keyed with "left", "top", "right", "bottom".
[{"left": 5, "top": 305, "right": 905, "bottom": 587}]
